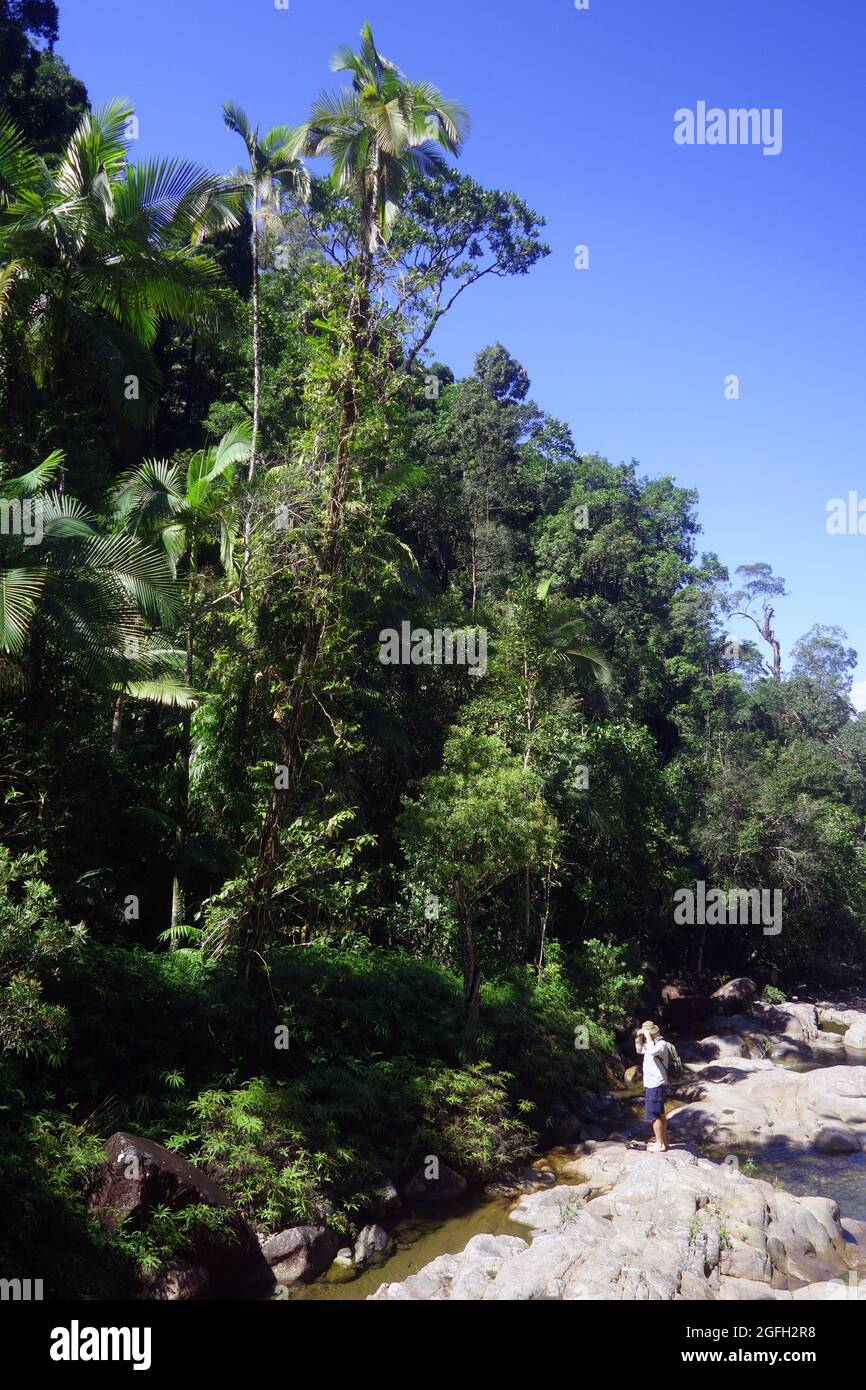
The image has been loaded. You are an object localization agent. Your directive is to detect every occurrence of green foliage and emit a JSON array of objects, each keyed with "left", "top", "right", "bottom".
[
  {"left": 0, "top": 1109, "right": 138, "bottom": 1298},
  {"left": 761, "top": 984, "right": 786, "bottom": 1005},
  {"left": 0, "top": 3, "right": 88, "bottom": 153},
  {"left": 398, "top": 730, "right": 559, "bottom": 913},
  {"left": 414, "top": 1063, "right": 534, "bottom": 1182},
  {"left": 2, "top": 12, "right": 866, "bottom": 1301},
  {"left": 568, "top": 939, "right": 644, "bottom": 1030},
  {"left": 112, "top": 1202, "right": 240, "bottom": 1278},
  {"left": 0, "top": 103, "right": 236, "bottom": 421},
  {"left": 179, "top": 1078, "right": 351, "bottom": 1233},
  {"left": 0, "top": 848, "right": 84, "bottom": 1060}
]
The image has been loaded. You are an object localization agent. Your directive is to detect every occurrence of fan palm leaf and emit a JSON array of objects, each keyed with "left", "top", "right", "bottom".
[{"left": 0, "top": 106, "right": 235, "bottom": 418}]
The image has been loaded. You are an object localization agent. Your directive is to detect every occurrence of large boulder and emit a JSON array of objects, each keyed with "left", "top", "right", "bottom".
[
  {"left": 696, "top": 1002, "right": 829, "bottom": 1062},
  {"left": 817, "top": 1006, "right": 866, "bottom": 1031},
  {"left": 668, "top": 1063, "right": 866, "bottom": 1154},
  {"left": 681, "top": 1034, "right": 750, "bottom": 1062},
  {"left": 261, "top": 1225, "right": 341, "bottom": 1286},
  {"left": 755, "top": 1000, "right": 820, "bottom": 1042},
  {"left": 844, "top": 1023, "right": 866, "bottom": 1052},
  {"left": 88, "top": 1132, "right": 273, "bottom": 1299},
  {"left": 89, "top": 1131, "right": 233, "bottom": 1230},
  {"left": 545, "top": 1112, "right": 582, "bottom": 1144},
  {"left": 371, "top": 1233, "right": 528, "bottom": 1301},
  {"left": 712, "top": 978, "right": 757, "bottom": 1014},
  {"left": 402, "top": 1163, "right": 468, "bottom": 1203}
]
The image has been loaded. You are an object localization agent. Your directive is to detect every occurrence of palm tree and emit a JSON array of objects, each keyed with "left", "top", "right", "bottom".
[
  {"left": 241, "top": 26, "right": 468, "bottom": 963},
  {"left": 0, "top": 450, "right": 190, "bottom": 714},
  {"left": 113, "top": 424, "right": 252, "bottom": 927},
  {"left": 289, "top": 21, "right": 468, "bottom": 258},
  {"left": 0, "top": 102, "right": 236, "bottom": 424},
  {"left": 222, "top": 103, "right": 310, "bottom": 492}
]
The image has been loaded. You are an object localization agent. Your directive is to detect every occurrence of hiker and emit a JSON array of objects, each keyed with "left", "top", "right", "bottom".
[{"left": 635, "top": 1019, "right": 671, "bottom": 1152}]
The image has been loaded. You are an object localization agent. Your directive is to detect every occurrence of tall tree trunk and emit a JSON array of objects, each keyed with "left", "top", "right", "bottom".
[
  {"left": 250, "top": 211, "right": 261, "bottom": 486},
  {"left": 696, "top": 918, "right": 708, "bottom": 976},
  {"left": 241, "top": 209, "right": 261, "bottom": 577},
  {"left": 470, "top": 521, "right": 477, "bottom": 613},
  {"left": 171, "top": 570, "right": 196, "bottom": 930},
  {"left": 535, "top": 857, "right": 554, "bottom": 980},
  {"left": 110, "top": 693, "right": 124, "bottom": 754},
  {"left": 457, "top": 887, "right": 482, "bottom": 1031},
  {"left": 238, "top": 218, "right": 380, "bottom": 966},
  {"left": 170, "top": 717, "right": 190, "bottom": 930}
]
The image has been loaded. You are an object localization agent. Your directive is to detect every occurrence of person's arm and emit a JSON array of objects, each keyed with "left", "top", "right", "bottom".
[
  {"left": 645, "top": 1038, "right": 667, "bottom": 1059},
  {"left": 635, "top": 1033, "right": 646, "bottom": 1055}
]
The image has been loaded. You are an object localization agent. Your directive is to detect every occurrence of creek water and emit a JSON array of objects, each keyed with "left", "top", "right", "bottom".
[
  {"left": 288, "top": 1192, "right": 539, "bottom": 1301},
  {"left": 749, "top": 1032, "right": 866, "bottom": 1221},
  {"left": 289, "top": 1029, "right": 866, "bottom": 1300}
]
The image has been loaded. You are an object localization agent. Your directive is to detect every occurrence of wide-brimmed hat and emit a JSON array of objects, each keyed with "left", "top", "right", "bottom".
[{"left": 640, "top": 1020, "right": 660, "bottom": 1037}]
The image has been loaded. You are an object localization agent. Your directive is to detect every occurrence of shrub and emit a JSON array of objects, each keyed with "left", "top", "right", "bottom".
[
  {"left": 567, "top": 938, "right": 643, "bottom": 1029},
  {"left": 175, "top": 1077, "right": 358, "bottom": 1235},
  {"left": 413, "top": 1062, "right": 534, "bottom": 1182},
  {"left": 0, "top": 849, "right": 85, "bottom": 1063},
  {"left": 761, "top": 984, "right": 786, "bottom": 1005}
]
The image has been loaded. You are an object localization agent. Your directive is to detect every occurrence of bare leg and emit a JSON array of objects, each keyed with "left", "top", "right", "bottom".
[{"left": 649, "top": 1117, "right": 669, "bottom": 1151}]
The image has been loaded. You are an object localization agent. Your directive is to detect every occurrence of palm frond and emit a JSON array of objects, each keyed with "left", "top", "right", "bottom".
[
  {"left": 0, "top": 567, "right": 47, "bottom": 654},
  {"left": 121, "top": 679, "right": 198, "bottom": 708},
  {"left": 0, "top": 451, "right": 64, "bottom": 498}
]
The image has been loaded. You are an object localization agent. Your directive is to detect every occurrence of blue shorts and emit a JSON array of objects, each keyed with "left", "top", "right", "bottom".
[{"left": 645, "top": 1085, "right": 667, "bottom": 1121}]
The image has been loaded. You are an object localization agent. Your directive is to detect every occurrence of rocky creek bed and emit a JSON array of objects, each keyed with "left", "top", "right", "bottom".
[
  {"left": 360, "top": 992, "right": 866, "bottom": 1301},
  {"left": 83, "top": 986, "right": 866, "bottom": 1301}
]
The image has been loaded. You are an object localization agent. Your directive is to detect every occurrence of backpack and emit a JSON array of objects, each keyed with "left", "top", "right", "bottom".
[{"left": 665, "top": 1041, "right": 684, "bottom": 1078}]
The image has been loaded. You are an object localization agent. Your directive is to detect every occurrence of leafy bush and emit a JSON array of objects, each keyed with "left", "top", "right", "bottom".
[
  {"left": 567, "top": 938, "right": 643, "bottom": 1029},
  {"left": 113, "top": 1203, "right": 241, "bottom": 1278},
  {"left": 0, "top": 849, "right": 85, "bottom": 1062},
  {"left": 176, "top": 1077, "right": 358, "bottom": 1234},
  {"left": 414, "top": 1062, "right": 534, "bottom": 1182},
  {"left": 761, "top": 984, "right": 786, "bottom": 1005}
]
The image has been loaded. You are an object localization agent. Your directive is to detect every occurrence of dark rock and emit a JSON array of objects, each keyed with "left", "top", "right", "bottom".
[
  {"left": 402, "top": 1163, "right": 468, "bottom": 1202},
  {"left": 88, "top": 1132, "right": 273, "bottom": 1299},
  {"left": 150, "top": 1261, "right": 211, "bottom": 1301},
  {"left": 662, "top": 995, "right": 716, "bottom": 1029},
  {"left": 712, "top": 978, "right": 758, "bottom": 1014},
  {"left": 370, "top": 1179, "right": 401, "bottom": 1222},
  {"left": 580, "top": 1123, "right": 606, "bottom": 1141},
  {"left": 660, "top": 976, "right": 720, "bottom": 1029},
  {"left": 88, "top": 1132, "right": 234, "bottom": 1230},
  {"left": 519, "top": 1165, "right": 556, "bottom": 1187},
  {"left": 813, "top": 1126, "right": 861, "bottom": 1154},
  {"left": 546, "top": 1112, "right": 582, "bottom": 1144}
]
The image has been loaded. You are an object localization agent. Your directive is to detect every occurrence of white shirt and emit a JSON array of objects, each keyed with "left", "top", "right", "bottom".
[{"left": 637, "top": 1036, "right": 669, "bottom": 1088}]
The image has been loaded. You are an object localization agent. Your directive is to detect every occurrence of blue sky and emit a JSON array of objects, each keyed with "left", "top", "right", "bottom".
[{"left": 60, "top": 0, "right": 866, "bottom": 697}]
